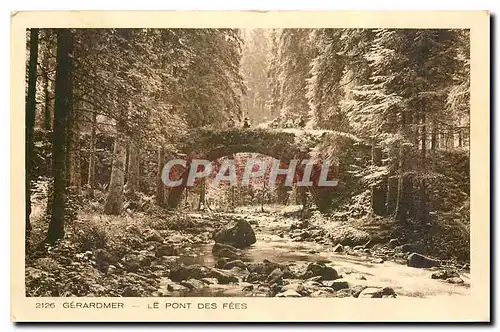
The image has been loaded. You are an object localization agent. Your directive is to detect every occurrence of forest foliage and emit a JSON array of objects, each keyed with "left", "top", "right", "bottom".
[
  {"left": 261, "top": 28, "right": 470, "bottom": 260},
  {"left": 25, "top": 28, "right": 470, "bottom": 262}
]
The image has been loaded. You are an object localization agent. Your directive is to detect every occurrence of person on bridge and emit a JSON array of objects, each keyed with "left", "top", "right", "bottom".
[
  {"left": 298, "top": 115, "right": 306, "bottom": 128},
  {"left": 284, "top": 119, "right": 293, "bottom": 128},
  {"left": 227, "top": 116, "right": 235, "bottom": 129},
  {"left": 243, "top": 117, "right": 251, "bottom": 129}
]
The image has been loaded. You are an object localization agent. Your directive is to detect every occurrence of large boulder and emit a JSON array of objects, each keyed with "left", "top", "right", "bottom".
[
  {"left": 276, "top": 289, "right": 302, "bottom": 297},
  {"left": 94, "top": 248, "right": 119, "bottom": 265},
  {"left": 304, "top": 262, "right": 339, "bottom": 280},
  {"left": 169, "top": 265, "right": 211, "bottom": 281},
  {"left": 212, "top": 242, "right": 239, "bottom": 255},
  {"left": 358, "top": 287, "right": 397, "bottom": 298},
  {"left": 180, "top": 278, "right": 206, "bottom": 290},
  {"left": 122, "top": 254, "right": 143, "bottom": 272},
  {"left": 247, "top": 260, "right": 290, "bottom": 277},
  {"left": 407, "top": 253, "right": 441, "bottom": 268},
  {"left": 281, "top": 283, "right": 306, "bottom": 293},
  {"left": 332, "top": 244, "right": 344, "bottom": 253},
  {"left": 327, "top": 279, "right": 350, "bottom": 291},
  {"left": 158, "top": 278, "right": 190, "bottom": 294},
  {"left": 245, "top": 272, "right": 267, "bottom": 283},
  {"left": 446, "top": 277, "right": 464, "bottom": 284},
  {"left": 388, "top": 238, "right": 400, "bottom": 248},
  {"left": 155, "top": 244, "right": 178, "bottom": 257},
  {"left": 212, "top": 243, "right": 243, "bottom": 260},
  {"left": 431, "top": 270, "right": 459, "bottom": 280},
  {"left": 265, "top": 268, "right": 284, "bottom": 285},
  {"left": 136, "top": 254, "right": 152, "bottom": 267},
  {"left": 216, "top": 257, "right": 229, "bottom": 269},
  {"left": 209, "top": 268, "right": 239, "bottom": 284},
  {"left": 224, "top": 260, "right": 248, "bottom": 271},
  {"left": 213, "top": 219, "right": 256, "bottom": 249},
  {"left": 144, "top": 229, "right": 164, "bottom": 243}
]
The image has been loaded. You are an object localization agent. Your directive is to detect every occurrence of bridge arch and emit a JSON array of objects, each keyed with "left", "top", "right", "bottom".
[
  {"left": 179, "top": 128, "right": 314, "bottom": 161},
  {"left": 166, "top": 127, "right": 364, "bottom": 209}
]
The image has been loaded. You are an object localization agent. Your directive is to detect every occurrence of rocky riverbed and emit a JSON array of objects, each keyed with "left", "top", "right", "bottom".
[
  {"left": 26, "top": 206, "right": 470, "bottom": 298},
  {"left": 151, "top": 209, "right": 471, "bottom": 298}
]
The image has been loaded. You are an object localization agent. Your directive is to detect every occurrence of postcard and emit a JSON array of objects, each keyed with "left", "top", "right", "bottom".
[{"left": 11, "top": 10, "right": 490, "bottom": 322}]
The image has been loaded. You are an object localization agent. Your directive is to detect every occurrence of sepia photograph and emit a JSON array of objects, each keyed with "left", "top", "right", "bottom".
[{"left": 11, "top": 11, "right": 490, "bottom": 322}]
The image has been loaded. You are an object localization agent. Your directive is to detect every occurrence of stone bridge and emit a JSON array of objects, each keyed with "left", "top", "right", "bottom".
[{"left": 166, "top": 127, "right": 366, "bottom": 209}]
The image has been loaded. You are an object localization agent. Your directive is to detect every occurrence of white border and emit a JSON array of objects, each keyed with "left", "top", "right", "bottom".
[{"left": 3, "top": 1, "right": 497, "bottom": 331}]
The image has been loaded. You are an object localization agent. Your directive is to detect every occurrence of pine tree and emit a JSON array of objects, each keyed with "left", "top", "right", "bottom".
[
  {"left": 306, "top": 29, "right": 346, "bottom": 130},
  {"left": 25, "top": 28, "right": 39, "bottom": 244},
  {"left": 47, "top": 29, "right": 73, "bottom": 243},
  {"left": 240, "top": 29, "right": 272, "bottom": 123},
  {"left": 267, "top": 29, "right": 313, "bottom": 127},
  {"left": 344, "top": 29, "right": 461, "bottom": 223}
]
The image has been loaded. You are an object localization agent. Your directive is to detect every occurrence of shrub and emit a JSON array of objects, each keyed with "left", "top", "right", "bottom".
[{"left": 74, "top": 222, "right": 108, "bottom": 252}]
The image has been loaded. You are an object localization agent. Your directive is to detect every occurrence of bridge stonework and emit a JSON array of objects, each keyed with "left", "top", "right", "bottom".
[{"left": 166, "top": 128, "right": 366, "bottom": 210}]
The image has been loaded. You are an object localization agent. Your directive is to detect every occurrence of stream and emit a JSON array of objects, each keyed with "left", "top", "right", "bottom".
[{"left": 160, "top": 211, "right": 471, "bottom": 298}]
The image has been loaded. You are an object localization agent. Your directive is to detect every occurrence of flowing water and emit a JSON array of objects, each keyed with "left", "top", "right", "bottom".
[{"left": 165, "top": 212, "right": 471, "bottom": 298}]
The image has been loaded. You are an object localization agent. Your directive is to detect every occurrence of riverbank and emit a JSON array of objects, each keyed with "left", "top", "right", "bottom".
[{"left": 26, "top": 203, "right": 470, "bottom": 298}]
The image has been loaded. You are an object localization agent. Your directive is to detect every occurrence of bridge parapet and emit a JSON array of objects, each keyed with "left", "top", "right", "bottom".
[{"left": 178, "top": 127, "right": 362, "bottom": 161}]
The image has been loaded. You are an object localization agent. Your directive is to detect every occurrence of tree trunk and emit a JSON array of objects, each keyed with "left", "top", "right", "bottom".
[
  {"left": 431, "top": 121, "right": 437, "bottom": 151},
  {"left": 230, "top": 186, "right": 235, "bottom": 211},
  {"left": 104, "top": 127, "right": 127, "bottom": 215},
  {"left": 47, "top": 29, "right": 73, "bottom": 243},
  {"left": 300, "top": 187, "right": 308, "bottom": 210},
  {"left": 156, "top": 146, "right": 165, "bottom": 206},
  {"left": 439, "top": 131, "right": 446, "bottom": 150},
  {"left": 371, "top": 140, "right": 386, "bottom": 215},
  {"left": 43, "top": 75, "right": 51, "bottom": 131},
  {"left": 104, "top": 28, "right": 131, "bottom": 214},
  {"left": 260, "top": 181, "right": 266, "bottom": 212},
  {"left": 198, "top": 178, "right": 206, "bottom": 211},
  {"left": 42, "top": 63, "right": 52, "bottom": 176},
  {"left": 42, "top": 38, "right": 52, "bottom": 132},
  {"left": 25, "top": 28, "right": 39, "bottom": 244},
  {"left": 127, "top": 140, "right": 140, "bottom": 194},
  {"left": 395, "top": 113, "right": 412, "bottom": 224},
  {"left": 419, "top": 115, "right": 429, "bottom": 224},
  {"left": 395, "top": 167, "right": 411, "bottom": 224},
  {"left": 183, "top": 188, "right": 189, "bottom": 208},
  {"left": 166, "top": 161, "right": 191, "bottom": 209},
  {"left": 386, "top": 175, "right": 398, "bottom": 215},
  {"left": 87, "top": 110, "right": 97, "bottom": 188},
  {"left": 67, "top": 108, "right": 80, "bottom": 189},
  {"left": 276, "top": 181, "right": 289, "bottom": 205},
  {"left": 124, "top": 143, "right": 129, "bottom": 184},
  {"left": 445, "top": 130, "right": 454, "bottom": 150}
]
